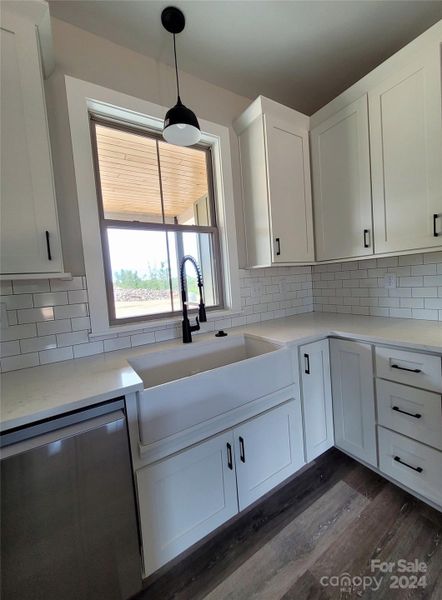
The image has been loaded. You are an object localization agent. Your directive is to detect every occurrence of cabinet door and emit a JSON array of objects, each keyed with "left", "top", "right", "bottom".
[
  {"left": 234, "top": 400, "right": 305, "bottom": 511},
  {"left": 369, "top": 50, "right": 442, "bottom": 253},
  {"left": 0, "top": 13, "right": 62, "bottom": 274},
  {"left": 264, "top": 114, "right": 314, "bottom": 263},
  {"left": 238, "top": 115, "right": 272, "bottom": 268},
  {"left": 330, "top": 339, "right": 377, "bottom": 466},
  {"left": 311, "top": 96, "right": 373, "bottom": 260},
  {"left": 136, "top": 430, "right": 238, "bottom": 575},
  {"left": 300, "top": 339, "right": 334, "bottom": 462}
]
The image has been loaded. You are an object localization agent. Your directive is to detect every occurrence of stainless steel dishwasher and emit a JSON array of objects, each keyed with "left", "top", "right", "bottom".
[{"left": 0, "top": 399, "right": 142, "bottom": 600}]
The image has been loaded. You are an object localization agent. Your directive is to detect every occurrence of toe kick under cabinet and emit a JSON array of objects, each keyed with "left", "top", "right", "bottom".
[{"left": 136, "top": 399, "right": 304, "bottom": 575}]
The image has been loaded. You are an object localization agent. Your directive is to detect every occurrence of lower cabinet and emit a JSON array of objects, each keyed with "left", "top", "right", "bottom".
[
  {"left": 137, "top": 400, "right": 304, "bottom": 575},
  {"left": 299, "top": 339, "right": 334, "bottom": 462},
  {"left": 234, "top": 400, "right": 305, "bottom": 510},
  {"left": 330, "top": 338, "right": 377, "bottom": 466},
  {"left": 378, "top": 427, "right": 442, "bottom": 507},
  {"left": 136, "top": 430, "right": 238, "bottom": 575}
]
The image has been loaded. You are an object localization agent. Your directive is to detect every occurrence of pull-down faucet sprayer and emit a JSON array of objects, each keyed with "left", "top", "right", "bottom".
[{"left": 179, "top": 255, "right": 207, "bottom": 343}]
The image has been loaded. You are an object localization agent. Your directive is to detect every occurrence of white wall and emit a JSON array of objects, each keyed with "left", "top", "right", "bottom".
[{"left": 44, "top": 17, "right": 251, "bottom": 275}]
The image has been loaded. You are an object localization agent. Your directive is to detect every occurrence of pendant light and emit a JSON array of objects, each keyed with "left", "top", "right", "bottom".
[{"left": 161, "top": 6, "right": 201, "bottom": 147}]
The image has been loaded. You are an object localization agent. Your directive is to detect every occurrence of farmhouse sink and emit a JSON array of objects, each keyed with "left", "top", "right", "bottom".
[{"left": 130, "top": 334, "right": 294, "bottom": 446}]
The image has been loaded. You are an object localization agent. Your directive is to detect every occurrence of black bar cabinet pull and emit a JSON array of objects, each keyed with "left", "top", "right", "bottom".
[
  {"left": 45, "top": 231, "right": 52, "bottom": 261},
  {"left": 363, "top": 229, "right": 370, "bottom": 248},
  {"left": 275, "top": 238, "right": 281, "bottom": 256},
  {"left": 394, "top": 456, "right": 423, "bottom": 473},
  {"left": 433, "top": 214, "right": 439, "bottom": 237},
  {"left": 239, "top": 437, "right": 245, "bottom": 463},
  {"left": 392, "top": 406, "right": 422, "bottom": 419},
  {"left": 304, "top": 353, "right": 310, "bottom": 375},
  {"left": 391, "top": 364, "right": 421, "bottom": 374},
  {"left": 226, "top": 443, "right": 233, "bottom": 470}
]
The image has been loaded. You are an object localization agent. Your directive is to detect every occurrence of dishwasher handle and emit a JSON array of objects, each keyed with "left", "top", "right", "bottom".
[{"left": 1, "top": 410, "right": 125, "bottom": 460}]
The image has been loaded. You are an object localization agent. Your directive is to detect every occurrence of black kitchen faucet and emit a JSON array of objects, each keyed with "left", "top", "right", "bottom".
[{"left": 179, "top": 255, "right": 207, "bottom": 343}]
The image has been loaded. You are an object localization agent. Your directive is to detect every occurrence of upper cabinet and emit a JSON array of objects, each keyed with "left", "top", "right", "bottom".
[
  {"left": 369, "top": 47, "right": 442, "bottom": 253},
  {"left": 0, "top": 2, "right": 64, "bottom": 276},
  {"left": 309, "top": 21, "right": 442, "bottom": 261},
  {"left": 311, "top": 96, "right": 373, "bottom": 261},
  {"left": 234, "top": 96, "right": 314, "bottom": 267}
]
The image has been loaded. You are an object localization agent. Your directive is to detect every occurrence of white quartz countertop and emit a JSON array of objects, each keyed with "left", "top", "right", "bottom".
[
  {"left": 242, "top": 312, "right": 442, "bottom": 352},
  {"left": 1, "top": 312, "right": 441, "bottom": 432}
]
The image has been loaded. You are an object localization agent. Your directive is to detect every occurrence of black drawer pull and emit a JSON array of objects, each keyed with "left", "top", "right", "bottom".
[
  {"left": 394, "top": 456, "right": 423, "bottom": 473},
  {"left": 226, "top": 443, "right": 233, "bottom": 470},
  {"left": 433, "top": 214, "right": 440, "bottom": 237},
  {"left": 391, "top": 364, "right": 421, "bottom": 374},
  {"left": 239, "top": 436, "right": 245, "bottom": 463},
  {"left": 45, "top": 230, "right": 52, "bottom": 261},
  {"left": 363, "top": 229, "right": 370, "bottom": 248},
  {"left": 304, "top": 353, "right": 310, "bottom": 375},
  {"left": 275, "top": 237, "right": 281, "bottom": 256},
  {"left": 392, "top": 406, "right": 422, "bottom": 419}
]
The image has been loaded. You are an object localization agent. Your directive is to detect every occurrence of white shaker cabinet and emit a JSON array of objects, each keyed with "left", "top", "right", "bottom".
[
  {"left": 330, "top": 338, "right": 377, "bottom": 467},
  {"left": 299, "top": 340, "right": 334, "bottom": 462},
  {"left": 235, "top": 96, "right": 314, "bottom": 267},
  {"left": 369, "top": 47, "right": 442, "bottom": 253},
  {"left": 234, "top": 400, "right": 305, "bottom": 511},
  {"left": 0, "top": 4, "right": 63, "bottom": 276},
  {"left": 136, "top": 430, "right": 239, "bottom": 576},
  {"left": 310, "top": 96, "right": 373, "bottom": 260},
  {"left": 136, "top": 399, "right": 304, "bottom": 574}
]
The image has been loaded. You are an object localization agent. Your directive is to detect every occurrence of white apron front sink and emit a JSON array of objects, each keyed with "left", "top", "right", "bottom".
[{"left": 129, "top": 334, "right": 293, "bottom": 446}]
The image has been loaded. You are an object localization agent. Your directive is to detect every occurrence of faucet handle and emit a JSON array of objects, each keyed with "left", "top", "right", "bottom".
[{"left": 190, "top": 316, "right": 200, "bottom": 333}]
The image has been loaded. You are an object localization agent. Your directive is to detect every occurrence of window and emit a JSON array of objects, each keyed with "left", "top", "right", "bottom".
[{"left": 90, "top": 119, "right": 223, "bottom": 324}]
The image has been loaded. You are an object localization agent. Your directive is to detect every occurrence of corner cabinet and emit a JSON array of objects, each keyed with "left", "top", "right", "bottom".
[
  {"left": 369, "top": 46, "right": 442, "bottom": 253},
  {"left": 0, "top": 4, "right": 64, "bottom": 276},
  {"left": 299, "top": 339, "right": 334, "bottom": 462},
  {"left": 329, "top": 338, "right": 377, "bottom": 466},
  {"left": 235, "top": 96, "right": 314, "bottom": 267},
  {"left": 310, "top": 96, "right": 373, "bottom": 261},
  {"left": 136, "top": 400, "right": 305, "bottom": 575}
]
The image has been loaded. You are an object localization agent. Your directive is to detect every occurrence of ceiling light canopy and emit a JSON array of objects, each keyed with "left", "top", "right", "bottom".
[{"left": 161, "top": 6, "right": 201, "bottom": 147}]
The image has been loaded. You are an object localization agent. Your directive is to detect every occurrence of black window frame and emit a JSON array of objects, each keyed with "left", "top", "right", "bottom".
[{"left": 89, "top": 115, "right": 224, "bottom": 326}]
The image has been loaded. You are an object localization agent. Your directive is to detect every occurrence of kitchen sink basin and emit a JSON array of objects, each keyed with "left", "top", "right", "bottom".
[{"left": 130, "top": 334, "right": 294, "bottom": 446}]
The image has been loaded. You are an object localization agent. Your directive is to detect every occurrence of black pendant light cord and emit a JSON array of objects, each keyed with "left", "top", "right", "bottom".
[{"left": 173, "top": 33, "right": 181, "bottom": 99}]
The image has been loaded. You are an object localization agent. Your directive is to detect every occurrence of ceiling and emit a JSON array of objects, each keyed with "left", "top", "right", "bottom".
[{"left": 48, "top": 1, "right": 442, "bottom": 115}]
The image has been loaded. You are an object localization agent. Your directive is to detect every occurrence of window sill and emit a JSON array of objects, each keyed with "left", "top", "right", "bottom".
[{"left": 88, "top": 308, "right": 242, "bottom": 339}]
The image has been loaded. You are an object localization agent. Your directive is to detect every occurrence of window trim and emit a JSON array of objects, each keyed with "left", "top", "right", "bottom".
[
  {"left": 65, "top": 76, "right": 241, "bottom": 336},
  {"left": 89, "top": 117, "right": 225, "bottom": 325}
]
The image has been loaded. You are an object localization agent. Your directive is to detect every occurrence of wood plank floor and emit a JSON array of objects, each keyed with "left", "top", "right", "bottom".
[{"left": 132, "top": 449, "right": 442, "bottom": 600}]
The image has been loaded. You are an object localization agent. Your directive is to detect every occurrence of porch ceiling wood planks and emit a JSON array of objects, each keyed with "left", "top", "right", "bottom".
[{"left": 95, "top": 124, "right": 209, "bottom": 220}]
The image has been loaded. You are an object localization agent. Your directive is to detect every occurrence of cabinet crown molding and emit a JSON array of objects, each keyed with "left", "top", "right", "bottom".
[{"left": 233, "top": 95, "right": 309, "bottom": 134}]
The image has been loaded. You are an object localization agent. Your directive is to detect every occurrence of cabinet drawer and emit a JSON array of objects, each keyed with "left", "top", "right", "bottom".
[
  {"left": 375, "top": 346, "right": 442, "bottom": 392},
  {"left": 376, "top": 379, "right": 442, "bottom": 450},
  {"left": 378, "top": 427, "right": 442, "bottom": 507}
]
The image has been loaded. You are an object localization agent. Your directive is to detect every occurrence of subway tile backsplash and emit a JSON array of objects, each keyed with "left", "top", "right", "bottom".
[
  {"left": 0, "top": 266, "right": 313, "bottom": 372},
  {"left": 312, "top": 252, "right": 442, "bottom": 321},
  {"left": 1, "top": 253, "right": 441, "bottom": 372}
]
